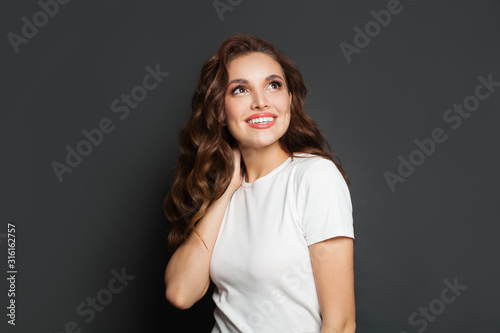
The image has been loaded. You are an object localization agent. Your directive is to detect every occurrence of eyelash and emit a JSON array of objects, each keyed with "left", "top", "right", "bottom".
[{"left": 231, "top": 80, "right": 283, "bottom": 95}]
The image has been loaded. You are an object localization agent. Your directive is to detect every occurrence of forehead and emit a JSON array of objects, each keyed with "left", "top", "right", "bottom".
[{"left": 226, "top": 52, "right": 284, "bottom": 78}]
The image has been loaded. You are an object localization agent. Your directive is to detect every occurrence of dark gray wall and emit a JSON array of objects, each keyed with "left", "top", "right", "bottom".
[{"left": 2, "top": 0, "right": 499, "bottom": 332}]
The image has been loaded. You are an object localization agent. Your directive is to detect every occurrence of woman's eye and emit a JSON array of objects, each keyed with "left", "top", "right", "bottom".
[
  {"left": 232, "top": 86, "right": 246, "bottom": 94},
  {"left": 269, "top": 81, "right": 282, "bottom": 90}
]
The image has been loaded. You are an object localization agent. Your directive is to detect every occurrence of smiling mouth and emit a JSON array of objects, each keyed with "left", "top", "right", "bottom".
[{"left": 246, "top": 116, "right": 276, "bottom": 124}]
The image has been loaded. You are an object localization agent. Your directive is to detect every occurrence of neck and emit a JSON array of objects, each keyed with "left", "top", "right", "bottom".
[{"left": 239, "top": 142, "right": 290, "bottom": 183}]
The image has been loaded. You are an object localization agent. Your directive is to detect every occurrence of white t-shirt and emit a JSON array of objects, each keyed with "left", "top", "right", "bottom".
[{"left": 209, "top": 153, "right": 355, "bottom": 333}]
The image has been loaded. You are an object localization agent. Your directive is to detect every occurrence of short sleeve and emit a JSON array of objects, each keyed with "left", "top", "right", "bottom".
[{"left": 297, "top": 158, "right": 355, "bottom": 246}]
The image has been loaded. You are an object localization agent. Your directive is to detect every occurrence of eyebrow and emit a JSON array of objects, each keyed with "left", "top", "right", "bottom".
[{"left": 227, "top": 74, "right": 284, "bottom": 87}]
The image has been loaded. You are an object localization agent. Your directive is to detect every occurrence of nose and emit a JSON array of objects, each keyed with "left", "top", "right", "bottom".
[{"left": 251, "top": 91, "right": 269, "bottom": 110}]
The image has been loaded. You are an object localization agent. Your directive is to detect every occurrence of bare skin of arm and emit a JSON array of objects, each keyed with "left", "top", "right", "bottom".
[
  {"left": 164, "top": 146, "right": 243, "bottom": 309},
  {"left": 310, "top": 236, "right": 356, "bottom": 333}
]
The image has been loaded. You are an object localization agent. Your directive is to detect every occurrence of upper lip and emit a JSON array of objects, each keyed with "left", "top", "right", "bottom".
[{"left": 245, "top": 112, "right": 277, "bottom": 121}]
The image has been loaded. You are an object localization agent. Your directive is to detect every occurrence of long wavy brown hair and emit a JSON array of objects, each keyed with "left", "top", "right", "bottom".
[{"left": 163, "top": 33, "right": 351, "bottom": 253}]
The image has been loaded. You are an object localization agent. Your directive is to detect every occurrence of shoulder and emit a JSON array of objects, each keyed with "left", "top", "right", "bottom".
[{"left": 290, "top": 153, "right": 343, "bottom": 185}]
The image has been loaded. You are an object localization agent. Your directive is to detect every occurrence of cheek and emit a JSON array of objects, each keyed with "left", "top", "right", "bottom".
[
  {"left": 275, "top": 93, "right": 291, "bottom": 109},
  {"left": 275, "top": 97, "right": 291, "bottom": 118},
  {"left": 276, "top": 97, "right": 291, "bottom": 131},
  {"left": 224, "top": 100, "right": 241, "bottom": 122},
  {"left": 224, "top": 102, "right": 244, "bottom": 139}
]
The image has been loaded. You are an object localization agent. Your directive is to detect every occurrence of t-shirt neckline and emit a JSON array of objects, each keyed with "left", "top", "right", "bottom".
[{"left": 241, "top": 155, "right": 293, "bottom": 188}]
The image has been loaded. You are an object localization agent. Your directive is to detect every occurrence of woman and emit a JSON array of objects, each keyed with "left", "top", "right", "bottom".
[{"left": 164, "top": 33, "right": 356, "bottom": 333}]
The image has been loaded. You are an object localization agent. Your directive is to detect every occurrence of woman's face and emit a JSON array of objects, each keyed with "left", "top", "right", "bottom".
[{"left": 224, "top": 52, "right": 292, "bottom": 151}]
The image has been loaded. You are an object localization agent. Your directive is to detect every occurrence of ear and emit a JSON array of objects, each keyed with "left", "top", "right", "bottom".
[{"left": 289, "top": 92, "right": 292, "bottom": 105}]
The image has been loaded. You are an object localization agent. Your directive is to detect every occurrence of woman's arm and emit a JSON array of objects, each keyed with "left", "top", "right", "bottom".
[
  {"left": 164, "top": 146, "right": 243, "bottom": 309},
  {"left": 309, "top": 236, "right": 356, "bottom": 333}
]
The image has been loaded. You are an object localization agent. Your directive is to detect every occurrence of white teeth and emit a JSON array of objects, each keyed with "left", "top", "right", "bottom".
[{"left": 247, "top": 117, "right": 275, "bottom": 124}]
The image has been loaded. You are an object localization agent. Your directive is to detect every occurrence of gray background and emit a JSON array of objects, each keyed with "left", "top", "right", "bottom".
[{"left": 1, "top": 0, "right": 499, "bottom": 332}]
